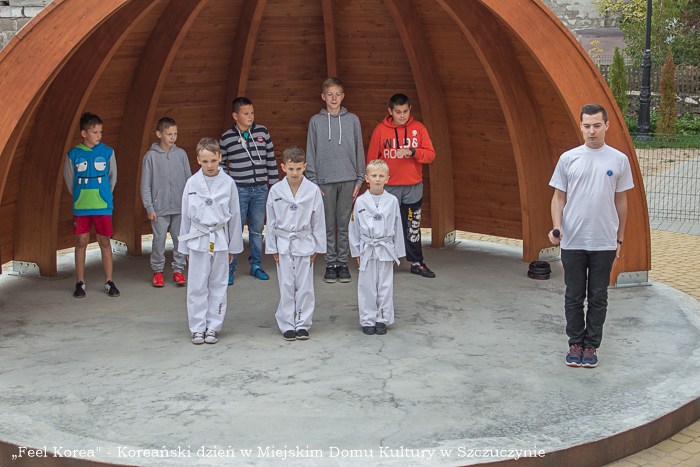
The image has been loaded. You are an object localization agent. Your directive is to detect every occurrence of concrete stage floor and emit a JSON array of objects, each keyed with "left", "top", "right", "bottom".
[{"left": 1, "top": 237, "right": 699, "bottom": 466}]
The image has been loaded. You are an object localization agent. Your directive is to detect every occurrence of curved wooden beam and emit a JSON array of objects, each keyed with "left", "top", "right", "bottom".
[
  {"left": 222, "top": 0, "right": 267, "bottom": 130},
  {"left": 436, "top": 0, "right": 554, "bottom": 262},
  {"left": 9, "top": 0, "right": 158, "bottom": 276},
  {"left": 114, "top": 0, "right": 211, "bottom": 256},
  {"left": 477, "top": 0, "right": 650, "bottom": 280},
  {"left": 384, "top": 0, "right": 455, "bottom": 248},
  {"left": 0, "top": 0, "right": 131, "bottom": 208},
  {"left": 321, "top": 0, "right": 338, "bottom": 78}
]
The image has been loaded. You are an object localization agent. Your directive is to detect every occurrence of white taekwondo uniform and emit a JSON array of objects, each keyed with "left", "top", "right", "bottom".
[
  {"left": 266, "top": 176, "right": 326, "bottom": 333},
  {"left": 178, "top": 168, "right": 243, "bottom": 333},
  {"left": 349, "top": 190, "right": 405, "bottom": 326}
]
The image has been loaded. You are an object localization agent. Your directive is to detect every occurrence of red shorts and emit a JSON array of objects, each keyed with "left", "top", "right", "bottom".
[{"left": 73, "top": 215, "right": 113, "bottom": 236}]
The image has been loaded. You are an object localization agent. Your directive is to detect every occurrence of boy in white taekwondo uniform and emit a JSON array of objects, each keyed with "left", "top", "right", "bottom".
[
  {"left": 179, "top": 138, "right": 243, "bottom": 345},
  {"left": 266, "top": 146, "right": 326, "bottom": 341},
  {"left": 349, "top": 159, "right": 405, "bottom": 336}
]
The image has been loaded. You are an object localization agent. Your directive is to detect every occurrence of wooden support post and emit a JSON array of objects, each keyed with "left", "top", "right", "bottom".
[
  {"left": 114, "top": 0, "right": 210, "bottom": 257},
  {"left": 13, "top": 0, "right": 158, "bottom": 276},
  {"left": 384, "top": 0, "right": 455, "bottom": 248}
]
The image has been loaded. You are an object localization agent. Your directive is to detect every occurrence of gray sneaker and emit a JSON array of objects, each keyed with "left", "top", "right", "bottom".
[
  {"left": 191, "top": 332, "right": 205, "bottom": 345},
  {"left": 204, "top": 329, "right": 218, "bottom": 344}
]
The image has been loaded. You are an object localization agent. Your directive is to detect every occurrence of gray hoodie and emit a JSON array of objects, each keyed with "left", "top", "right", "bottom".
[
  {"left": 305, "top": 107, "right": 365, "bottom": 186},
  {"left": 140, "top": 142, "right": 192, "bottom": 216}
]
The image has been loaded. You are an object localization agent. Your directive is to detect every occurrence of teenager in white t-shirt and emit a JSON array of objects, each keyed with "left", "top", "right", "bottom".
[{"left": 548, "top": 104, "right": 635, "bottom": 369}]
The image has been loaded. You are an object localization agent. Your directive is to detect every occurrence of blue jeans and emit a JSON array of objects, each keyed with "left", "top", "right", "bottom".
[{"left": 231, "top": 184, "right": 268, "bottom": 271}]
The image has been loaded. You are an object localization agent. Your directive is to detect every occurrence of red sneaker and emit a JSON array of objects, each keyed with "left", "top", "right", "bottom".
[
  {"left": 152, "top": 272, "right": 164, "bottom": 287},
  {"left": 173, "top": 272, "right": 186, "bottom": 285}
]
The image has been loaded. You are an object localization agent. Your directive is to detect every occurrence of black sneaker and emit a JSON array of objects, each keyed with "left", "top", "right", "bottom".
[
  {"left": 104, "top": 280, "right": 120, "bottom": 297},
  {"left": 375, "top": 323, "right": 387, "bottom": 335},
  {"left": 410, "top": 262, "right": 436, "bottom": 278},
  {"left": 283, "top": 330, "right": 296, "bottom": 341},
  {"left": 363, "top": 326, "right": 376, "bottom": 335},
  {"left": 324, "top": 266, "right": 337, "bottom": 283},
  {"left": 296, "top": 329, "right": 310, "bottom": 340},
  {"left": 337, "top": 264, "right": 351, "bottom": 283},
  {"left": 74, "top": 281, "right": 86, "bottom": 298}
]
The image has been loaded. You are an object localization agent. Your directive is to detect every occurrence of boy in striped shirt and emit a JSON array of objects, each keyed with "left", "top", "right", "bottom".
[{"left": 220, "top": 97, "right": 279, "bottom": 285}]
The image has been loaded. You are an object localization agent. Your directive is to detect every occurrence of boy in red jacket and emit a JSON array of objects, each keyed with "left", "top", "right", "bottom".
[{"left": 367, "top": 94, "right": 437, "bottom": 278}]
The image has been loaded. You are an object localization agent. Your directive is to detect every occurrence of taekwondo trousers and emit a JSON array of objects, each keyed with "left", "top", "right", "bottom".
[
  {"left": 357, "top": 258, "right": 395, "bottom": 326},
  {"left": 187, "top": 250, "right": 229, "bottom": 333},
  {"left": 275, "top": 254, "right": 315, "bottom": 332}
]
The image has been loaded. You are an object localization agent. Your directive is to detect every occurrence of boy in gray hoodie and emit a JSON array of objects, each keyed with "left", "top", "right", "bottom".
[
  {"left": 306, "top": 77, "right": 365, "bottom": 284},
  {"left": 140, "top": 117, "right": 192, "bottom": 287}
]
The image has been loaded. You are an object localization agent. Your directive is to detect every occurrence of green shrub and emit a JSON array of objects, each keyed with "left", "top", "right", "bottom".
[
  {"left": 610, "top": 47, "right": 629, "bottom": 114},
  {"left": 676, "top": 113, "right": 700, "bottom": 135},
  {"left": 657, "top": 48, "right": 678, "bottom": 134}
]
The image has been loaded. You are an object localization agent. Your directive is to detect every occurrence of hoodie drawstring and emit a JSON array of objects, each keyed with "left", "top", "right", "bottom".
[
  {"left": 327, "top": 113, "right": 343, "bottom": 145},
  {"left": 394, "top": 126, "right": 408, "bottom": 149}
]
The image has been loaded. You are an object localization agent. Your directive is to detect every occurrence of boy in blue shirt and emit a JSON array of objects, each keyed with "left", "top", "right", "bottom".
[{"left": 63, "top": 112, "right": 119, "bottom": 298}]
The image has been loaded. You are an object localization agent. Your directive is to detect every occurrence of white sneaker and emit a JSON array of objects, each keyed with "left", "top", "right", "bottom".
[
  {"left": 204, "top": 329, "right": 218, "bottom": 344},
  {"left": 191, "top": 332, "right": 205, "bottom": 345}
]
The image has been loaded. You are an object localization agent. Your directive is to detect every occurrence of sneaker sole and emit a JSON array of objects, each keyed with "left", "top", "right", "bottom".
[
  {"left": 205, "top": 339, "right": 218, "bottom": 344},
  {"left": 107, "top": 293, "right": 120, "bottom": 297},
  {"left": 296, "top": 335, "right": 309, "bottom": 340},
  {"left": 174, "top": 281, "right": 186, "bottom": 286},
  {"left": 324, "top": 278, "right": 337, "bottom": 283},
  {"left": 375, "top": 328, "right": 387, "bottom": 335},
  {"left": 582, "top": 362, "right": 598, "bottom": 368},
  {"left": 192, "top": 340, "right": 204, "bottom": 345},
  {"left": 565, "top": 361, "right": 582, "bottom": 367},
  {"left": 283, "top": 336, "right": 297, "bottom": 341},
  {"left": 73, "top": 294, "right": 86, "bottom": 298},
  {"left": 337, "top": 278, "right": 351, "bottom": 283},
  {"left": 153, "top": 284, "right": 165, "bottom": 288}
]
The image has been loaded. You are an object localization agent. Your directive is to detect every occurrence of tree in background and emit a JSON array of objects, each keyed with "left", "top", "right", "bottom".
[
  {"left": 595, "top": 0, "right": 699, "bottom": 66},
  {"left": 609, "top": 46, "right": 629, "bottom": 115},
  {"left": 657, "top": 47, "right": 677, "bottom": 134}
]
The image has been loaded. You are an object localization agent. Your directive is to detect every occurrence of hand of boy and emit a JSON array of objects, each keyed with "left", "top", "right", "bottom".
[
  {"left": 273, "top": 253, "right": 279, "bottom": 265},
  {"left": 229, "top": 254, "right": 234, "bottom": 264},
  {"left": 148, "top": 211, "right": 158, "bottom": 223},
  {"left": 353, "top": 185, "right": 360, "bottom": 200},
  {"left": 357, "top": 257, "right": 360, "bottom": 267},
  {"left": 310, "top": 253, "right": 316, "bottom": 266},
  {"left": 396, "top": 148, "right": 413, "bottom": 158}
]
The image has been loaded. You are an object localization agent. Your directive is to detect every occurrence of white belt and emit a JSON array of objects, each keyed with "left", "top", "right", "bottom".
[
  {"left": 359, "top": 234, "right": 400, "bottom": 271},
  {"left": 178, "top": 220, "right": 227, "bottom": 256},
  {"left": 270, "top": 228, "right": 312, "bottom": 255}
]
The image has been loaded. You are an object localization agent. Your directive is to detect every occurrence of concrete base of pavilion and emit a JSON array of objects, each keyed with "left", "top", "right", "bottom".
[{"left": 1, "top": 237, "right": 700, "bottom": 467}]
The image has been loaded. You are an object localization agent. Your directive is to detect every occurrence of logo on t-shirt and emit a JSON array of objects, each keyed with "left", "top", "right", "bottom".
[
  {"left": 290, "top": 203, "right": 299, "bottom": 212},
  {"left": 257, "top": 136, "right": 265, "bottom": 143},
  {"left": 606, "top": 170, "right": 613, "bottom": 176}
]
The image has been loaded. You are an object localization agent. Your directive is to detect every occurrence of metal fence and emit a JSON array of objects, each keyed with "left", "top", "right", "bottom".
[
  {"left": 593, "top": 55, "right": 700, "bottom": 97},
  {"left": 634, "top": 134, "right": 700, "bottom": 227}
]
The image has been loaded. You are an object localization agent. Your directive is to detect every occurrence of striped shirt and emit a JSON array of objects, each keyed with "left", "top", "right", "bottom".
[{"left": 219, "top": 123, "right": 279, "bottom": 186}]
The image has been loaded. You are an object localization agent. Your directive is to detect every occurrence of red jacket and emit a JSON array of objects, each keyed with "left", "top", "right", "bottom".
[{"left": 366, "top": 115, "right": 436, "bottom": 186}]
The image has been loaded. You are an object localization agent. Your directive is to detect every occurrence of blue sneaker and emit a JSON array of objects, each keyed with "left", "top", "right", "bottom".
[
  {"left": 250, "top": 265, "right": 269, "bottom": 280},
  {"left": 228, "top": 264, "right": 235, "bottom": 286},
  {"left": 582, "top": 347, "right": 598, "bottom": 368},
  {"left": 565, "top": 344, "right": 583, "bottom": 367}
]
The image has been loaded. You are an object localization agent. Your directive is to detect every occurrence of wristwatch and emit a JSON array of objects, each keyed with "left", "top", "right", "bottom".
[
  {"left": 617, "top": 239, "right": 623, "bottom": 245},
  {"left": 409, "top": 148, "right": 416, "bottom": 157}
]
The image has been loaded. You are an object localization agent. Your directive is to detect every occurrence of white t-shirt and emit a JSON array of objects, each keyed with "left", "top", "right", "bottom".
[{"left": 549, "top": 143, "right": 635, "bottom": 251}]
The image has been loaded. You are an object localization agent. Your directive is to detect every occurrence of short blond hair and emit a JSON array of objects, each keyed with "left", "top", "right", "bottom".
[
  {"left": 322, "top": 77, "right": 344, "bottom": 93},
  {"left": 196, "top": 137, "right": 220, "bottom": 156},
  {"left": 366, "top": 159, "right": 389, "bottom": 175}
]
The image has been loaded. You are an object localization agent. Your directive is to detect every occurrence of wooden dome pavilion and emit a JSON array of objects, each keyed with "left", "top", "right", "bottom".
[{"left": 0, "top": 0, "right": 650, "bottom": 281}]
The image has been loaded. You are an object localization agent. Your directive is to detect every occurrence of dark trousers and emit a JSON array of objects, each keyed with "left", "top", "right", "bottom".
[
  {"left": 560, "top": 249, "right": 617, "bottom": 349},
  {"left": 400, "top": 198, "right": 423, "bottom": 263}
]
